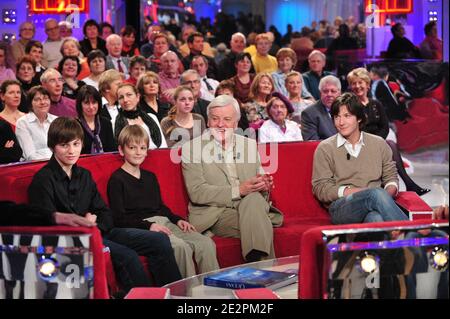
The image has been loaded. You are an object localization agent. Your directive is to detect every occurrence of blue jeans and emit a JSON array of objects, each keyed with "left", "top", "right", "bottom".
[
  {"left": 329, "top": 188, "right": 408, "bottom": 225},
  {"left": 103, "top": 228, "right": 182, "bottom": 292}
]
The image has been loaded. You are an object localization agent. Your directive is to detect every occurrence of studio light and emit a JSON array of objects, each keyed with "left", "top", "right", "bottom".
[
  {"left": 430, "top": 247, "right": 448, "bottom": 271},
  {"left": 37, "top": 256, "right": 60, "bottom": 281},
  {"left": 358, "top": 252, "right": 379, "bottom": 273}
]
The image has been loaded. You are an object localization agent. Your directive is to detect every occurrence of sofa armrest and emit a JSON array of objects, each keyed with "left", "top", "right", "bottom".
[{"left": 395, "top": 191, "right": 433, "bottom": 220}]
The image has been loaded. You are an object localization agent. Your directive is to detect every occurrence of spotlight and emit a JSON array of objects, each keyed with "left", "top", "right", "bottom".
[
  {"left": 430, "top": 247, "right": 448, "bottom": 271},
  {"left": 358, "top": 252, "right": 379, "bottom": 273},
  {"left": 37, "top": 256, "right": 60, "bottom": 280}
]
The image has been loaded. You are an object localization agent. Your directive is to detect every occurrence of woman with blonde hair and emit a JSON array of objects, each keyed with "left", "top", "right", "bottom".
[
  {"left": 137, "top": 71, "right": 170, "bottom": 122},
  {"left": 60, "top": 37, "right": 90, "bottom": 80},
  {"left": 244, "top": 72, "right": 275, "bottom": 127},
  {"left": 160, "top": 86, "right": 206, "bottom": 148},
  {"left": 285, "top": 71, "right": 314, "bottom": 123}
]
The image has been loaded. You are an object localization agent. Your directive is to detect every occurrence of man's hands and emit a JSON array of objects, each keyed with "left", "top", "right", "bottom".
[
  {"left": 53, "top": 212, "right": 96, "bottom": 227},
  {"left": 343, "top": 187, "right": 367, "bottom": 196},
  {"left": 150, "top": 223, "right": 172, "bottom": 235},
  {"left": 177, "top": 220, "right": 196, "bottom": 232},
  {"left": 239, "top": 174, "right": 273, "bottom": 197},
  {"left": 385, "top": 185, "right": 398, "bottom": 198}
]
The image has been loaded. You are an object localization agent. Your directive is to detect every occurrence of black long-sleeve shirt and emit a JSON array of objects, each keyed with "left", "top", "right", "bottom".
[
  {"left": 362, "top": 99, "right": 390, "bottom": 139},
  {"left": 107, "top": 168, "right": 183, "bottom": 230},
  {"left": 28, "top": 156, "right": 113, "bottom": 234}
]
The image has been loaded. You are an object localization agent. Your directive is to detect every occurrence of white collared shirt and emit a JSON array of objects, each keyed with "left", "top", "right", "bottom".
[
  {"left": 15, "top": 112, "right": 58, "bottom": 161},
  {"left": 200, "top": 76, "right": 219, "bottom": 102},
  {"left": 258, "top": 119, "right": 303, "bottom": 143},
  {"left": 102, "top": 97, "right": 119, "bottom": 130},
  {"left": 336, "top": 132, "right": 398, "bottom": 197}
]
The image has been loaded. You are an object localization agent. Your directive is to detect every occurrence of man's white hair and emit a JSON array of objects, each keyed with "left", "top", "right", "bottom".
[
  {"left": 40, "top": 68, "right": 62, "bottom": 83},
  {"left": 106, "top": 34, "right": 122, "bottom": 45},
  {"left": 231, "top": 32, "right": 246, "bottom": 43},
  {"left": 207, "top": 95, "right": 241, "bottom": 121},
  {"left": 318, "top": 75, "right": 341, "bottom": 92},
  {"left": 308, "top": 49, "right": 326, "bottom": 61}
]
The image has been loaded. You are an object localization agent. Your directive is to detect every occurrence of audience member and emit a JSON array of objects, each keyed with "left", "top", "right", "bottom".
[
  {"left": 0, "top": 43, "right": 16, "bottom": 85},
  {"left": 229, "top": 52, "right": 255, "bottom": 104},
  {"left": 108, "top": 124, "right": 218, "bottom": 277},
  {"left": 79, "top": 19, "right": 108, "bottom": 57},
  {"left": 98, "top": 69, "right": 124, "bottom": 127},
  {"left": 81, "top": 50, "right": 107, "bottom": 90},
  {"left": 158, "top": 51, "right": 181, "bottom": 104},
  {"left": 182, "top": 32, "right": 217, "bottom": 79},
  {"left": 215, "top": 80, "right": 250, "bottom": 132},
  {"left": 105, "top": 34, "right": 130, "bottom": 76},
  {"left": 137, "top": 71, "right": 170, "bottom": 122},
  {"left": 302, "top": 50, "right": 334, "bottom": 100},
  {"left": 386, "top": 23, "right": 421, "bottom": 59},
  {"left": 191, "top": 55, "right": 219, "bottom": 102},
  {"left": 11, "top": 22, "right": 36, "bottom": 63},
  {"left": 182, "top": 95, "right": 283, "bottom": 262},
  {"left": 312, "top": 93, "right": 408, "bottom": 224},
  {"left": 114, "top": 83, "right": 167, "bottom": 149},
  {"left": 217, "top": 32, "right": 248, "bottom": 81},
  {"left": 244, "top": 72, "right": 275, "bottom": 126},
  {"left": 120, "top": 25, "right": 140, "bottom": 58},
  {"left": 58, "top": 21, "right": 73, "bottom": 38},
  {"left": 180, "top": 69, "right": 210, "bottom": 122},
  {"left": 28, "top": 117, "right": 181, "bottom": 292},
  {"left": 15, "top": 86, "right": 56, "bottom": 161},
  {"left": 14, "top": 56, "right": 37, "bottom": 113},
  {"left": 178, "top": 25, "right": 214, "bottom": 58},
  {"left": 41, "top": 68, "right": 77, "bottom": 118},
  {"left": 0, "top": 80, "right": 24, "bottom": 163},
  {"left": 76, "top": 85, "right": 117, "bottom": 154},
  {"left": 285, "top": 71, "right": 314, "bottom": 124},
  {"left": 24, "top": 40, "right": 46, "bottom": 82},
  {"left": 100, "top": 22, "right": 115, "bottom": 41},
  {"left": 59, "top": 56, "right": 86, "bottom": 100},
  {"left": 301, "top": 75, "right": 340, "bottom": 140},
  {"left": 60, "top": 37, "right": 90, "bottom": 80},
  {"left": 124, "top": 55, "right": 148, "bottom": 86},
  {"left": 42, "top": 18, "right": 64, "bottom": 69},
  {"left": 147, "top": 33, "right": 183, "bottom": 73},
  {"left": 419, "top": 21, "right": 443, "bottom": 61},
  {"left": 258, "top": 92, "right": 303, "bottom": 143},
  {"left": 251, "top": 33, "right": 278, "bottom": 74},
  {"left": 160, "top": 86, "right": 206, "bottom": 148}
]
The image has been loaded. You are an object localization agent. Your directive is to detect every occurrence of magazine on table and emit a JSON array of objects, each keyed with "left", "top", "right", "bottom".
[{"left": 203, "top": 267, "right": 298, "bottom": 290}]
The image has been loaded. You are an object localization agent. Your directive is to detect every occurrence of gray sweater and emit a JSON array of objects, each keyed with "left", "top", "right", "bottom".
[{"left": 312, "top": 132, "right": 398, "bottom": 205}]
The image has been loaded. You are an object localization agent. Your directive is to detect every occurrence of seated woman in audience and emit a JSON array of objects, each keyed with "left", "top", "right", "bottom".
[
  {"left": 215, "top": 80, "right": 249, "bottom": 132},
  {"left": 14, "top": 55, "right": 39, "bottom": 113},
  {"left": 229, "top": 52, "right": 255, "bottom": 104},
  {"left": 285, "top": 71, "right": 314, "bottom": 124},
  {"left": 124, "top": 55, "right": 148, "bottom": 86},
  {"left": 0, "top": 43, "right": 16, "bottom": 85},
  {"left": 0, "top": 80, "right": 24, "bottom": 163},
  {"left": 81, "top": 50, "right": 107, "bottom": 90},
  {"left": 76, "top": 85, "right": 117, "bottom": 154},
  {"left": 15, "top": 86, "right": 57, "bottom": 161},
  {"left": 24, "top": 40, "right": 46, "bottom": 82},
  {"left": 347, "top": 67, "right": 429, "bottom": 196},
  {"left": 120, "top": 25, "right": 140, "bottom": 58},
  {"left": 243, "top": 72, "right": 275, "bottom": 128},
  {"left": 115, "top": 83, "right": 167, "bottom": 149},
  {"left": 79, "top": 19, "right": 108, "bottom": 57},
  {"left": 258, "top": 92, "right": 303, "bottom": 143},
  {"left": 137, "top": 71, "right": 170, "bottom": 122},
  {"left": 160, "top": 86, "right": 206, "bottom": 148},
  {"left": 59, "top": 56, "right": 86, "bottom": 100},
  {"left": 60, "top": 37, "right": 90, "bottom": 80},
  {"left": 108, "top": 125, "right": 219, "bottom": 278}
]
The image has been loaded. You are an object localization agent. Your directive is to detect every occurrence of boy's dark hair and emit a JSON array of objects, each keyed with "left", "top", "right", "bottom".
[
  {"left": 47, "top": 117, "right": 84, "bottom": 150},
  {"left": 76, "top": 85, "right": 102, "bottom": 119},
  {"left": 100, "top": 22, "right": 115, "bottom": 34},
  {"left": 83, "top": 19, "right": 100, "bottom": 36},
  {"left": 24, "top": 40, "right": 43, "bottom": 54},
  {"left": 58, "top": 55, "right": 81, "bottom": 76},
  {"left": 330, "top": 92, "right": 366, "bottom": 130}
]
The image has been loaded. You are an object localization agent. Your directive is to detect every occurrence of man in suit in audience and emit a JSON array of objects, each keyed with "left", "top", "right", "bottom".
[
  {"left": 105, "top": 34, "right": 130, "bottom": 77},
  {"left": 180, "top": 69, "right": 210, "bottom": 122},
  {"left": 191, "top": 55, "right": 219, "bottom": 102},
  {"left": 181, "top": 95, "right": 283, "bottom": 263},
  {"left": 302, "top": 50, "right": 334, "bottom": 100},
  {"left": 301, "top": 75, "right": 340, "bottom": 141},
  {"left": 182, "top": 32, "right": 218, "bottom": 79}
]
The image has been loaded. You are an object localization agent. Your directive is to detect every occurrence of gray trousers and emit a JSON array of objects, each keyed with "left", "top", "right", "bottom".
[
  {"left": 146, "top": 216, "right": 219, "bottom": 278},
  {"left": 209, "top": 192, "right": 281, "bottom": 260}
]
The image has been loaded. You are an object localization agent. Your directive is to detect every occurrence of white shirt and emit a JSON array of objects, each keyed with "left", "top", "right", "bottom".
[
  {"left": 141, "top": 113, "right": 167, "bottom": 149},
  {"left": 336, "top": 132, "right": 398, "bottom": 197},
  {"left": 109, "top": 56, "right": 129, "bottom": 76},
  {"left": 258, "top": 119, "right": 303, "bottom": 143},
  {"left": 200, "top": 76, "right": 219, "bottom": 102},
  {"left": 81, "top": 77, "right": 99, "bottom": 90},
  {"left": 15, "top": 112, "right": 58, "bottom": 161},
  {"left": 102, "top": 97, "right": 119, "bottom": 131}
]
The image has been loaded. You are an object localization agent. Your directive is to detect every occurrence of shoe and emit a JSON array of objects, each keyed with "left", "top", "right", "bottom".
[{"left": 415, "top": 188, "right": 431, "bottom": 196}]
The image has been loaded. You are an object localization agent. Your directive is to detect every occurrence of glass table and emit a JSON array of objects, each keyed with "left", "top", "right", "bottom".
[{"left": 164, "top": 255, "right": 299, "bottom": 299}]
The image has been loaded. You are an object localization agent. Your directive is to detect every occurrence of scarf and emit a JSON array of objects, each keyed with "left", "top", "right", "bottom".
[
  {"left": 115, "top": 108, "right": 162, "bottom": 147},
  {"left": 79, "top": 117, "right": 104, "bottom": 154}
]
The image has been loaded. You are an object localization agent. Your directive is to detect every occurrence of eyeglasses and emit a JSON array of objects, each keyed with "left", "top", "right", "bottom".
[
  {"left": 20, "top": 28, "right": 34, "bottom": 32},
  {"left": 47, "top": 77, "right": 65, "bottom": 84},
  {"left": 184, "top": 80, "right": 200, "bottom": 85},
  {"left": 33, "top": 96, "right": 50, "bottom": 103},
  {"left": 45, "top": 26, "right": 60, "bottom": 32}
]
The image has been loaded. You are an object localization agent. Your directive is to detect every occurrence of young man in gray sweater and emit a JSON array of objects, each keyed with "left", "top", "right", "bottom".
[{"left": 312, "top": 93, "right": 408, "bottom": 224}]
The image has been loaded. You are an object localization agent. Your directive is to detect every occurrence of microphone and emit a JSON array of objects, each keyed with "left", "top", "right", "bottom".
[{"left": 347, "top": 153, "right": 351, "bottom": 160}]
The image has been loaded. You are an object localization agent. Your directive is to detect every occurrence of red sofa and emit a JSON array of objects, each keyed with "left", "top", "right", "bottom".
[{"left": 0, "top": 141, "right": 429, "bottom": 298}]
